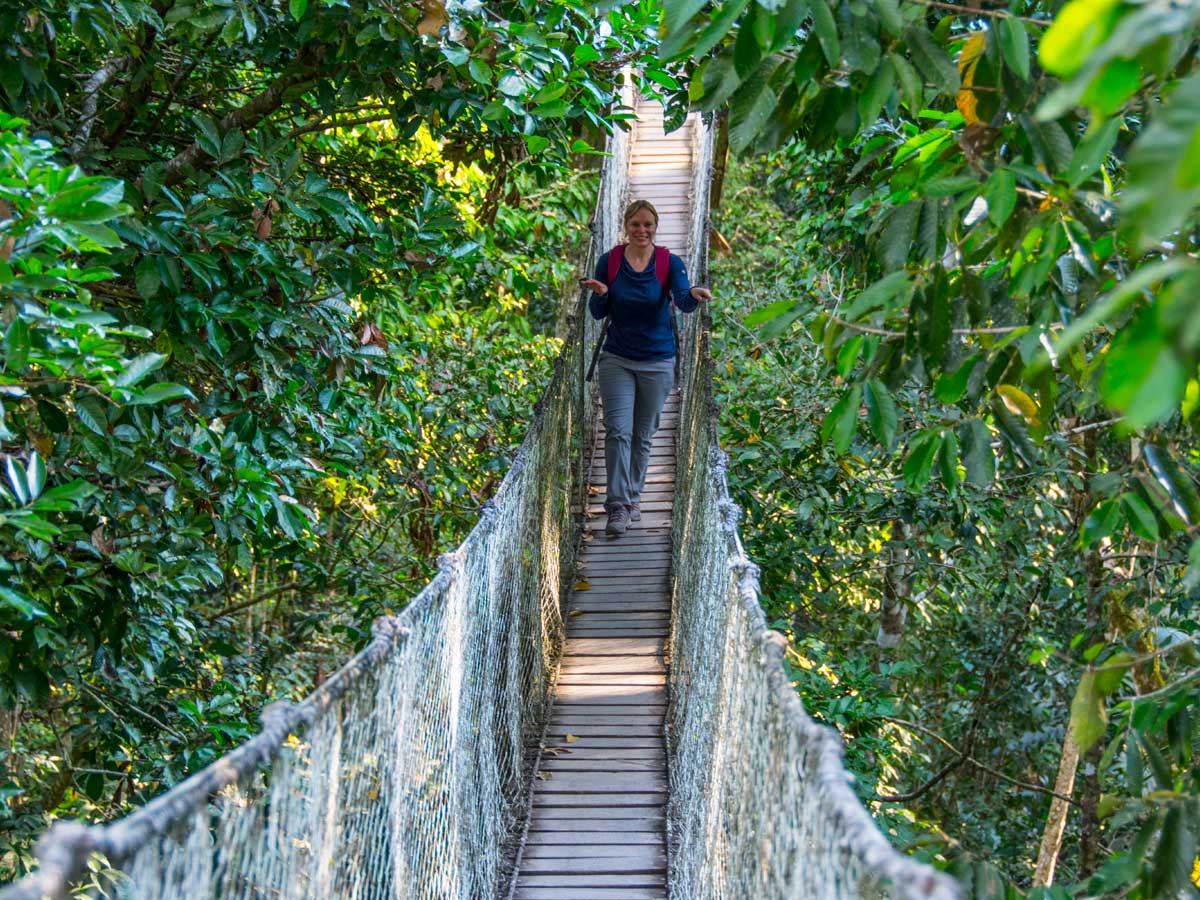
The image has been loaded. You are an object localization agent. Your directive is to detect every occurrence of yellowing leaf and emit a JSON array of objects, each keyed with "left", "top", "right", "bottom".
[
  {"left": 997, "top": 384, "right": 1039, "bottom": 425},
  {"left": 956, "top": 32, "right": 987, "bottom": 125},
  {"left": 417, "top": 0, "right": 447, "bottom": 36},
  {"left": 574, "top": 581, "right": 591, "bottom": 591},
  {"left": 569, "top": 609, "right": 585, "bottom": 617},
  {"left": 564, "top": 733, "right": 578, "bottom": 743}
]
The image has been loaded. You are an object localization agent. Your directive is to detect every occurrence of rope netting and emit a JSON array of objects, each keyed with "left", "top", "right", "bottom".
[
  {"left": 0, "top": 104, "right": 626, "bottom": 900},
  {"left": 666, "top": 118, "right": 958, "bottom": 900}
]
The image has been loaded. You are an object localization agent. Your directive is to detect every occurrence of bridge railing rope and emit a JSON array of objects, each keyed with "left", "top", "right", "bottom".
[
  {"left": 0, "top": 126, "right": 623, "bottom": 900},
  {"left": 666, "top": 115, "right": 960, "bottom": 900}
]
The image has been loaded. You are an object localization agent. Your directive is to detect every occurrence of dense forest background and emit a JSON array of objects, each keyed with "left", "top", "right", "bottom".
[{"left": 2, "top": 0, "right": 1199, "bottom": 896}]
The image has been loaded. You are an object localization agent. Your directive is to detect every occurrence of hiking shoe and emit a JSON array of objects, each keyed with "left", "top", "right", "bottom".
[
  {"left": 605, "top": 504, "right": 629, "bottom": 536},
  {"left": 628, "top": 501, "right": 641, "bottom": 522}
]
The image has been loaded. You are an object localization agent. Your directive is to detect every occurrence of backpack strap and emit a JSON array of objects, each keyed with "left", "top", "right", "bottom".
[
  {"left": 605, "top": 244, "right": 671, "bottom": 293},
  {"left": 654, "top": 246, "right": 670, "bottom": 292},
  {"left": 606, "top": 245, "right": 624, "bottom": 286}
]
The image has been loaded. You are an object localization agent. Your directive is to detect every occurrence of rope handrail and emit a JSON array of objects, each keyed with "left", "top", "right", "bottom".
[{"left": 665, "top": 112, "right": 960, "bottom": 900}]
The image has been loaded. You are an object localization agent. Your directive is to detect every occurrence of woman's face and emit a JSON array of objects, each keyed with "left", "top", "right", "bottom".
[{"left": 625, "top": 210, "right": 657, "bottom": 248}]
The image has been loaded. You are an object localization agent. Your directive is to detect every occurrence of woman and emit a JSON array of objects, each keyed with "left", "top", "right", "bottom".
[{"left": 582, "top": 200, "right": 713, "bottom": 537}]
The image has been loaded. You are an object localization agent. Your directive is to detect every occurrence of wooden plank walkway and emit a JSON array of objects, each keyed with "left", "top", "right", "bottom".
[{"left": 511, "top": 92, "right": 695, "bottom": 900}]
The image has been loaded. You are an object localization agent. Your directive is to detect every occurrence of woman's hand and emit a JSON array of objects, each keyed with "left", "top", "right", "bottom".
[
  {"left": 689, "top": 286, "right": 713, "bottom": 303},
  {"left": 581, "top": 278, "right": 607, "bottom": 296}
]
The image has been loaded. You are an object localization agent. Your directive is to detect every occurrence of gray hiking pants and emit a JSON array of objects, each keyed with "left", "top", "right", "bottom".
[{"left": 596, "top": 352, "right": 675, "bottom": 510}]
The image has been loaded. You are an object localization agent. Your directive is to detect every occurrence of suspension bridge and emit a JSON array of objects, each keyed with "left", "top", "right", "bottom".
[{"left": 3, "top": 83, "right": 959, "bottom": 900}]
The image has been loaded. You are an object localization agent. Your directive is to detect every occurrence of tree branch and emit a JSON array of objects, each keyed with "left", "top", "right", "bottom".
[
  {"left": 283, "top": 114, "right": 394, "bottom": 141},
  {"left": 161, "top": 47, "right": 321, "bottom": 187},
  {"left": 71, "top": 56, "right": 130, "bottom": 156},
  {"left": 879, "top": 716, "right": 1081, "bottom": 805}
]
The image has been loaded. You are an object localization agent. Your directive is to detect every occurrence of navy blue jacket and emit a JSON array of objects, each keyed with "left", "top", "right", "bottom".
[{"left": 588, "top": 249, "right": 697, "bottom": 360}]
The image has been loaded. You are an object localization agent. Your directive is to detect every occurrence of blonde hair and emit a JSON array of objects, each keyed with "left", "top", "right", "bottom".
[{"left": 623, "top": 199, "right": 659, "bottom": 226}]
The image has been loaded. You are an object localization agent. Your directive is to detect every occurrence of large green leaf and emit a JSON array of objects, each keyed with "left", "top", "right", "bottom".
[
  {"left": 1070, "top": 671, "right": 1107, "bottom": 754},
  {"left": 959, "top": 418, "right": 993, "bottom": 486},
  {"left": 1038, "top": 0, "right": 1122, "bottom": 78},
  {"left": 904, "top": 26, "right": 959, "bottom": 95},
  {"left": 1100, "top": 307, "right": 1188, "bottom": 428},
  {"left": 1121, "top": 71, "right": 1200, "bottom": 248},
  {"left": 842, "top": 270, "right": 911, "bottom": 320},
  {"left": 810, "top": 0, "right": 840, "bottom": 66},
  {"left": 863, "top": 379, "right": 898, "bottom": 448},
  {"left": 998, "top": 18, "right": 1030, "bottom": 81},
  {"left": 821, "top": 385, "right": 862, "bottom": 455},
  {"left": 902, "top": 428, "right": 941, "bottom": 490},
  {"left": 113, "top": 352, "right": 167, "bottom": 388}
]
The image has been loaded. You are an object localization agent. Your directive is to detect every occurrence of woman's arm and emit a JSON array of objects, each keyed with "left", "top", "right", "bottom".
[
  {"left": 586, "top": 253, "right": 610, "bottom": 320},
  {"left": 668, "top": 255, "right": 712, "bottom": 312}
]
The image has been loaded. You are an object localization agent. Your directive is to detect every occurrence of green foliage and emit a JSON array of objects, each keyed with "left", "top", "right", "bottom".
[{"left": 711, "top": 149, "right": 1200, "bottom": 896}]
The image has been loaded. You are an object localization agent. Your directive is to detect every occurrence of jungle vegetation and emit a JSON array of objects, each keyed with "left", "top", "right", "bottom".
[{"left": 2, "top": 0, "right": 1199, "bottom": 896}]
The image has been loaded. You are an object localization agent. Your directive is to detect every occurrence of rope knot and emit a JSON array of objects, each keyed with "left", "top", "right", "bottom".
[
  {"left": 437, "top": 550, "right": 464, "bottom": 577},
  {"left": 371, "top": 615, "right": 407, "bottom": 643},
  {"left": 259, "top": 700, "right": 294, "bottom": 728},
  {"left": 479, "top": 498, "right": 499, "bottom": 521},
  {"left": 717, "top": 497, "right": 741, "bottom": 531}
]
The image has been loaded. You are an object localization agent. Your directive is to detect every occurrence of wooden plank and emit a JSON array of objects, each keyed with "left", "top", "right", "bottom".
[
  {"left": 516, "top": 893, "right": 659, "bottom": 900},
  {"left": 554, "top": 683, "right": 666, "bottom": 703},
  {"left": 563, "top": 638, "right": 664, "bottom": 657},
  {"left": 576, "top": 563, "right": 671, "bottom": 575},
  {"left": 537, "top": 748, "right": 662, "bottom": 763},
  {"left": 539, "top": 762, "right": 664, "bottom": 775},
  {"left": 518, "top": 854, "right": 665, "bottom": 874},
  {"left": 540, "top": 736, "right": 664, "bottom": 750},
  {"left": 569, "top": 590, "right": 670, "bottom": 601},
  {"left": 576, "top": 579, "right": 670, "bottom": 591},
  {"left": 532, "top": 792, "right": 665, "bottom": 808},
  {"left": 550, "top": 714, "right": 664, "bottom": 727},
  {"left": 566, "top": 629, "right": 669, "bottom": 639},
  {"left": 533, "top": 773, "right": 666, "bottom": 793},
  {"left": 556, "top": 669, "right": 667, "bottom": 682},
  {"left": 545, "top": 726, "right": 663, "bottom": 739},
  {"left": 559, "top": 656, "right": 666, "bottom": 674},
  {"left": 582, "top": 540, "right": 672, "bottom": 551},
  {"left": 566, "top": 614, "right": 670, "bottom": 625},
  {"left": 527, "top": 830, "right": 663, "bottom": 846},
  {"left": 550, "top": 703, "right": 665, "bottom": 716},
  {"left": 568, "top": 578, "right": 672, "bottom": 592},
  {"left": 565, "top": 608, "right": 668, "bottom": 620},
  {"left": 560, "top": 613, "right": 670, "bottom": 633},
  {"left": 516, "top": 875, "right": 667, "bottom": 888},
  {"left": 531, "top": 807, "right": 664, "bottom": 821},
  {"left": 524, "top": 845, "right": 667, "bottom": 861}
]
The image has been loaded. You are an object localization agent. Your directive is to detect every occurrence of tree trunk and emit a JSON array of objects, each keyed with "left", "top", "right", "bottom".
[
  {"left": 1033, "top": 723, "right": 1081, "bottom": 887},
  {"left": 708, "top": 111, "right": 730, "bottom": 211},
  {"left": 877, "top": 521, "right": 913, "bottom": 650}
]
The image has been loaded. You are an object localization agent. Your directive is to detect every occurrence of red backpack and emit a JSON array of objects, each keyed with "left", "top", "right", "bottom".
[{"left": 606, "top": 244, "right": 670, "bottom": 294}]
